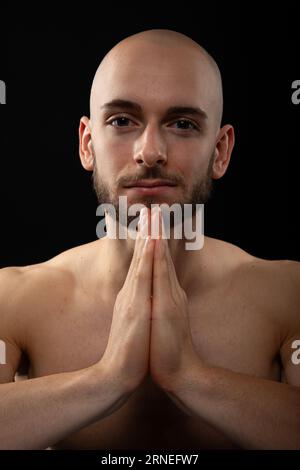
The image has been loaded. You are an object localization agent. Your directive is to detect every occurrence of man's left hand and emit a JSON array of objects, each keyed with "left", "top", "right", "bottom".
[{"left": 149, "top": 207, "right": 201, "bottom": 392}]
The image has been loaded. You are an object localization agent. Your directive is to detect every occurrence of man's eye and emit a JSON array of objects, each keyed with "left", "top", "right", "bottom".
[
  {"left": 109, "top": 117, "right": 133, "bottom": 127},
  {"left": 171, "top": 119, "right": 197, "bottom": 130}
]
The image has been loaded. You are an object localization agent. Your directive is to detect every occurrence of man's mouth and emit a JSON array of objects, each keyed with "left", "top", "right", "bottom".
[
  {"left": 123, "top": 179, "right": 176, "bottom": 188},
  {"left": 123, "top": 179, "right": 177, "bottom": 195}
]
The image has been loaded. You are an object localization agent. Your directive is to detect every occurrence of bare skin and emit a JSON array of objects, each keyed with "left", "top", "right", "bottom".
[
  {"left": 0, "top": 30, "right": 300, "bottom": 450},
  {"left": 0, "top": 229, "right": 299, "bottom": 449}
]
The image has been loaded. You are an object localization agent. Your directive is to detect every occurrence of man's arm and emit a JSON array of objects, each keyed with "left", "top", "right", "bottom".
[
  {"left": 0, "top": 215, "right": 154, "bottom": 449},
  {"left": 0, "top": 268, "right": 131, "bottom": 449},
  {"left": 0, "top": 361, "right": 129, "bottom": 450},
  {"left": 165, "top": 360, "right": 300, "bottom": 449},
  {"left": 149, "top": 212, "right": 300, "bottom": 450},
  {"left": 156, "top": 257, "right": 300, "bottom": 449}
]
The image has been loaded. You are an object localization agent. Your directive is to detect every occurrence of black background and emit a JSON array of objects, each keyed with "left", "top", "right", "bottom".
[{"left": 0, "top": 4, "right": 299, "bottom": 268}]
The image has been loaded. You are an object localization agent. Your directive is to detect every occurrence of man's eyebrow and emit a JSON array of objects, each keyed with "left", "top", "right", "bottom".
[
  {"left": 166, "top": 106, "right": 208, "bottom": 121},
  {"left": 100, "top": 99, "right": 208, "bottom": 120},
  {"left": 101, "top": 99, "right": 142, "bottom": 112}
]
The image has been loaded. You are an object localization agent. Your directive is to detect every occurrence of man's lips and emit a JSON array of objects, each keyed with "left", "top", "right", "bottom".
[
  {"left": 123, "top": 179, "right": 176, "bottom": 188},
  {"left": 123, "top": 180, "right": 177, "bottom": 195},
  {"left": 123, "top": 185, "right": 177, "bottom": 195}
]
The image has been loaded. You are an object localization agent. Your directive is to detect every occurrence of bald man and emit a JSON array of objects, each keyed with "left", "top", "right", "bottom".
[{"left": 0, "top": 30, "right": 300, "bottom": 450}]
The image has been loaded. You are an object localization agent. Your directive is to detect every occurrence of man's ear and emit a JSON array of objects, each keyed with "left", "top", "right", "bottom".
[
  {"left": 79, "top": 116, "right": 94, "bottom": 171},
  {"left": 212, "top": 124, "right": 235, "bottom": 179}
]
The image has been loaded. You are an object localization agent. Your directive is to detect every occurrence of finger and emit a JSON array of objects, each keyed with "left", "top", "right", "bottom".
[
  {"left": 150, "top": 205, "right": 160, "bottom": 239},
  {"left": 126, "top": 209, "right": 154, "bottom": 296},
  {"left": 159, "top": 206, "right": 182, "bottom": 288},
  {"left": 165, "top": 240, "right": 183, "bottom": 299},
  {"left": 162, "top": 227, "right": 181, "bottom": 293},
  {"left": 132, "top": 234, "right": 155, "bottom": 300},
  {"left": 140, "top": 206, "right": 151, "bottom": 238},
  {"left": 153, "top": 209, "right": 172, "bottom": 299},
  {"left": 154, "top": 208, "right": 182, "bottom": 299},
  {"left": 124, "top": 207, "right": 148, "bottom": 285}
]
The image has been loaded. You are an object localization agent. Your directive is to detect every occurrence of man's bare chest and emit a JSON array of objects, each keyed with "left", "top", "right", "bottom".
[
  {"left": 27, "top": 289, "right": 280, "bottom": 382},
  {"left": 24, "top": 288, "right": 280, "bottom": 449}
]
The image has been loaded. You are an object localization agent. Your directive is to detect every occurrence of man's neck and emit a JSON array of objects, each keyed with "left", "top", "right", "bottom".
[{"left": 97, "top": 228, "right": 209, "bottom": 298}]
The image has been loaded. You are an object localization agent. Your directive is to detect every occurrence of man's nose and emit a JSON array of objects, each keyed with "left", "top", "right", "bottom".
[{"left": 133, "top": 124, "right": 167, "bottom": 167}]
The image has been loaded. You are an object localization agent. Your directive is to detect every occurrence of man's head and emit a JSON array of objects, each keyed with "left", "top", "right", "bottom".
[{"left": 79, "top": 29, "right": 234, "bottom": 223}]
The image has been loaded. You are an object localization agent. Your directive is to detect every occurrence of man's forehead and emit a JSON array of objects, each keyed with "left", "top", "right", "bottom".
[
  {"left": 93, "top": 59, "right": 211, "bottom": 114},
  {"left": 90, "top": 31, "right": 223, "bottom": 126},
  {"left": 94, "top": 42, "right": 212, "bottom": 91}
]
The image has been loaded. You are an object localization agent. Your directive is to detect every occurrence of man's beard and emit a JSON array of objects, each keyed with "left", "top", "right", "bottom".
[{"left": 92, "top": 151, "right": 214, "bottom": 228}]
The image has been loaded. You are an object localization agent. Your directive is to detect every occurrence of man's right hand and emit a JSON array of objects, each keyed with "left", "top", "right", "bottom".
[
  {"left": 98, "top": 207, "right": 154, "bottom": 393},
  {"left": 0, "top": 209, "right": 154, "bottom": 449}
]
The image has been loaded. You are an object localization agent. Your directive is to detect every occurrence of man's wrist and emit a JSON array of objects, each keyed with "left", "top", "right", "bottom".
[
  {"left": 83, "top": 363, "right": 133, "bottom": 418},
  {"left": 161, "top": 357, "right": 213, "bottom": 406}
]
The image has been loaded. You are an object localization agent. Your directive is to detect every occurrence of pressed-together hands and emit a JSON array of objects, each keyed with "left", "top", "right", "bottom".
[
  {"left": 150, "top": 208, "right": 201, "bottom": 390},
  {"left": 0, "top": 206, "right": 202, "bottom": 449},
  {"left": 99, "top": 206, "right": 201, "bottom": 398},
  {"left": 97, "top": 207, "right": 300, "bottom": 449}
]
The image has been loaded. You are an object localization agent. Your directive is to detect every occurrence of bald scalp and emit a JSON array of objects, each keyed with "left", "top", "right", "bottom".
[{"left": 90, "top": 29, "right": 223, "bottom": 128}]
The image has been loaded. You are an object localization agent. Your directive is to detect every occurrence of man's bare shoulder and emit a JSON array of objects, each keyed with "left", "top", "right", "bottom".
[
  {"left": 0, "top": 239, "right": 102, "bottom": 318},
  {"left": 0, "top": 241, "right": 102, "bottom": 379},
  {"left": 215, "top": 238, "right": 300, "bottom": 329},
  {"left": 207, "top": 236, "right": 299, "bottom": 278},
  {"left": 0, "top": 260, "right": 72, "bottom": 379},
  {"left": 208, "top": 238, "right": 300, "bottom": 300},
  {"left": 0, "top": 261, "right": 72, "bottom": 307},
  {"left": 233, "top": 249, "right": 300, "bottom": 309}
]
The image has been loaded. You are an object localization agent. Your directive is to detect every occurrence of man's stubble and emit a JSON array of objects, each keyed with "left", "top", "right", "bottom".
[{"left": 92, "top": 145, "right": 214, "bottom": 228}]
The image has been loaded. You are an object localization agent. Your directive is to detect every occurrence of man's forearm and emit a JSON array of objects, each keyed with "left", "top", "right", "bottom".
[
  {"left": 165, "top": 364, "right": 300, "bottom": 449},
  {"left": 0, "top": 365, "right": 129, "bottom": 449}
]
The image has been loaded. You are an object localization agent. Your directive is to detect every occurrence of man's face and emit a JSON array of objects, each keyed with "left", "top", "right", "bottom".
[{"left": 89, "top": 41, "right": 220, "bottom": 221}]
